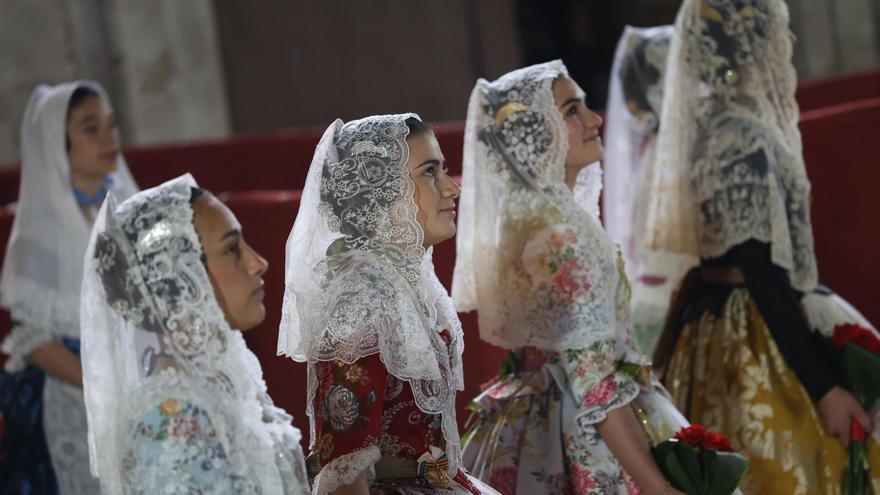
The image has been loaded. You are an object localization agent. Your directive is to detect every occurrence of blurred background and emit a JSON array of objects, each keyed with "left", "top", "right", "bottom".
[{"left": 1, "top": 0, "right": 878, "bottom": 165}]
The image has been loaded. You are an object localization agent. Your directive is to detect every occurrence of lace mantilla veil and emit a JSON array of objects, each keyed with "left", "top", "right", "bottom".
[
  {"left": 602, "top": 26, "right": 695, "bottom": 291},
  {"left": 277, "top": 115, "right": 466, "bottom": 485},
  {"left": 1, "top": 81, "right": 138, "bottom": 369},
  {"left": 452, "top": 60, "right": 622, "bottom": 352},
  {"left": 645, "top": 0, "right": 817, "bottom": 291},
  {"left": 81, "top": 174, "right": 308, "bottom": 494}
]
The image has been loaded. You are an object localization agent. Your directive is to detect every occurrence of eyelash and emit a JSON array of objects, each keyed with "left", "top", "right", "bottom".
[
  {"left": 424, "top": 165, "right": 449, "bottom": 178},
  {"left": 566, "top": 105, "right": 579, "bottom": 116},
  {"left": 228, "top": 243, "right": 242, "bottom": 258}
]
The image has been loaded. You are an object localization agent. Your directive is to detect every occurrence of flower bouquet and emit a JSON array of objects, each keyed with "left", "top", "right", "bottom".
[
  {"left": 827, "top": 323, "right": 880, "bottom": 495},
  {"left": 652, "top": 424, "right": 748, "bottom": 495}
]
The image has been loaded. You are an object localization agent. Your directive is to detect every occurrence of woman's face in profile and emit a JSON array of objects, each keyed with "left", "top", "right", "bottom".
[
  {"left": 406, "top": 132, "right": 460, "bottom": 248},
  {"left": 192, "top": 194, "right": 269, "bottom": 331}
]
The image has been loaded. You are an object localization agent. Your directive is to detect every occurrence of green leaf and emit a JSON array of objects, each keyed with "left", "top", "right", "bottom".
[
  {"left": 676, "top": 443, "right": 704, "bottom": 485},
  {"left": 705, "top": 451, "right": 749, "bottom": 495},
  {"left": 839, "top": 344, "right": 880, "bottom": 407},
  {"left": 653, "top": 441, "right": 700, "bottom": 494}
]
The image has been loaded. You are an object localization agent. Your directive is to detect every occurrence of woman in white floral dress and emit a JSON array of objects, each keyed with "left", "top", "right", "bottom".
[{"left": 452, "top": 61, "right": 689, "bottom": 495}]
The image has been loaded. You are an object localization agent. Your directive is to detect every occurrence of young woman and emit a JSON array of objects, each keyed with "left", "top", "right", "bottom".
[
  {"left": 646, "top": 0, "right": 880, "bottom": 492},
  {"left": 602, "top": 25, "right": 680, "bottom": 354},
  {"left": 0, "top": 81, "right": 138, "bottom": 494},
  {"left": 452, "top": 60, "right": 689, "bottom": 495},
  {"left": 278, "top": 114, "right": 499, "bottom": 494},
  {"left": 80, "top": 174, "right": 310, "bottom": 494}
]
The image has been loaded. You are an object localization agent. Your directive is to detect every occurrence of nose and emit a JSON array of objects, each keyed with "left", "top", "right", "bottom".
[
  {"left": 101, "top": 124, "right": 119, "bottom": 148},
  {"left": 246, "top": 243, "right": 269, "bottom": 276},
  {"left": 584, "top": 108, "right": 603, "bottom": 129},
  {"left": 441, "top": 171, "right": 460, "bottom": 200}
]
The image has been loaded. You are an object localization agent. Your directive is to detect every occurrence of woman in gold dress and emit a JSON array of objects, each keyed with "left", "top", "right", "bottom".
[{"left": 647, "top": 0, "right": 880, "bottom": 493}]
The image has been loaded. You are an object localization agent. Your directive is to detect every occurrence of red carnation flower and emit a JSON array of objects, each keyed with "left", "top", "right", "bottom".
[
  {"left": 831, "top": 324, "right": 880, "bottom": 354},
  {"left": 673, "top": 424, "right": 735, "bottom": 452},
  {"left": 701, "top": 432, "right": 734, "bottom": 452},
  {"left": 851, "top": 419, "right": 867, "bottom": 443},
  {"left": 673, "top": 424, "right": 708, "bottom": 447}
]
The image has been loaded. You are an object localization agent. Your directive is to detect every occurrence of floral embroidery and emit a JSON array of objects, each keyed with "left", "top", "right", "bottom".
[
  {"left": 569, "top": 462, "right": 598, "bottom": 492},
  {"left": 160, "top": 397, "right": 181, "bottom": 416},
  {"left": 344, "top": 363, "right": 366, "bottom": 383},
  {"left": 582, "top": 378, "right": 618, "bottom": 408},
  {"left": 169, "top": 417, "right": 200, "bottom": 438},
  {"left": 521, "top": 347, "right": 550, "bottom": 372},
  {"left": 489, "top": 466, "right": 518, "bottom": 494},
  {"left": 323, "top": 385, "right": 360, "bottom": 432},
  {"left": 319, "top": 432, "right": 334, "bottom": 461},
  {"left": 124, "top": 399, "right": 254, "bottom": 493},
  {"left": 311, "top": 331, "right": 454, "bottom": 489}
]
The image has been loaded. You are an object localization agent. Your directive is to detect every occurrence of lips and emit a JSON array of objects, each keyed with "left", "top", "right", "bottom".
[
  {"left": 100, "top": 150, "right": 119, "bottom": 162},
  {"left": 439, "top": 203, "right": 456, "bottom": 217},
  {"left": 252, "top": 281, "right": 265, "bottom": 298}
]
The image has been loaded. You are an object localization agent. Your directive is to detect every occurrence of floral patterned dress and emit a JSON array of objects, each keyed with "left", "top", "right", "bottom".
[
  {"left": 125, "top": 396, "right": 308, "bottom": 494},
  {"left": 309, "top": 330, "right": 494, "bottom": 494},
  {"left": 125, "top": 398, "right": 255, "bottom": 494},
  {"left": 462, "top": 222, "right": 689, "bottom": 495}
]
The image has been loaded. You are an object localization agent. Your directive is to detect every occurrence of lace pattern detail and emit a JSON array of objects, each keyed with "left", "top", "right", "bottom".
[
  {"left": 646, "top": 0, "right": 817, "bottom": 291},
  {"left": 312, "top": 445, "right": 381, "bottom": 495},
  {"left": 802, "top": 291, "right": 878, "bottom": 338}
]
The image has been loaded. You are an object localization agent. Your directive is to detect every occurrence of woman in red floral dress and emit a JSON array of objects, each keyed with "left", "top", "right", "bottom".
[{"left": 277, "top": 114, "right": 500, "bottom": 495}]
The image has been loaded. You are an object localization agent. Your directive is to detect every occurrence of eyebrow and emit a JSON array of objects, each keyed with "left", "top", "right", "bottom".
[
  {"left": 414, "top": 158, "right": 444, "bottom": 170},
  {"left": 558, "top": 95, "right": 585, "bottom": 109},
  {"left": 220, "top": 228, "right": 240, "bottom": 242},
  {"left": 75, "top": 115, "right": 99, "bottom": 126}
]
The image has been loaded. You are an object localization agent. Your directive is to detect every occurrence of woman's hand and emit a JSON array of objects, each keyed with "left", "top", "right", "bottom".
[{"left": 818, "top": 386, "right": 872, "bottom": 447}]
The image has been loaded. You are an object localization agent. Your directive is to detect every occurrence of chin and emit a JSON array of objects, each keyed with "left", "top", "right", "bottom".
[{"left": 238, "top": 307, "right": 266, "bottom": 332}]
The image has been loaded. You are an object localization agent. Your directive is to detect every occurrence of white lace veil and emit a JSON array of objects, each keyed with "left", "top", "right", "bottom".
[
  {"left": 452, "top": 60, "right": 615, "bottom": 351},
  {"left": 645, "top": 0, "right": 817, "bottom": 291},
  {"left": 81, "top": 174, "right": 306, "bottom": 494},
  {"left": 603, "top": 26, "right": 693, "bottom": 290},
  {"left": 1, "top": 81, "right": 138, "bottom": 334},
  {"left": 277, "top": 115, "right": 465, "bottom": 473}
]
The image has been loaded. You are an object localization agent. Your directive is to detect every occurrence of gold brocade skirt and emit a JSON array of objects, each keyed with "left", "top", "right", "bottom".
[{"left": 664, "top": 288, "right": 880, "bottom": 495}]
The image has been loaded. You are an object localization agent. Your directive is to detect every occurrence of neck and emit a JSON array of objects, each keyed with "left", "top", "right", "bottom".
[
  {"left": 565, "top": 166, "right": 579, "bottom": 191},
  {"left": 71, "top": 171, "right": 106, "bottom": 198}
]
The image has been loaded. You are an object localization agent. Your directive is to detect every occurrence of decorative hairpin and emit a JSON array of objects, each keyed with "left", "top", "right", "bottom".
[
  {"left": 351, "top": 140, "right": 389, "bottom": 157},
  {"left": 494, "top": 102, "right": 531, "bottom": 127}
]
